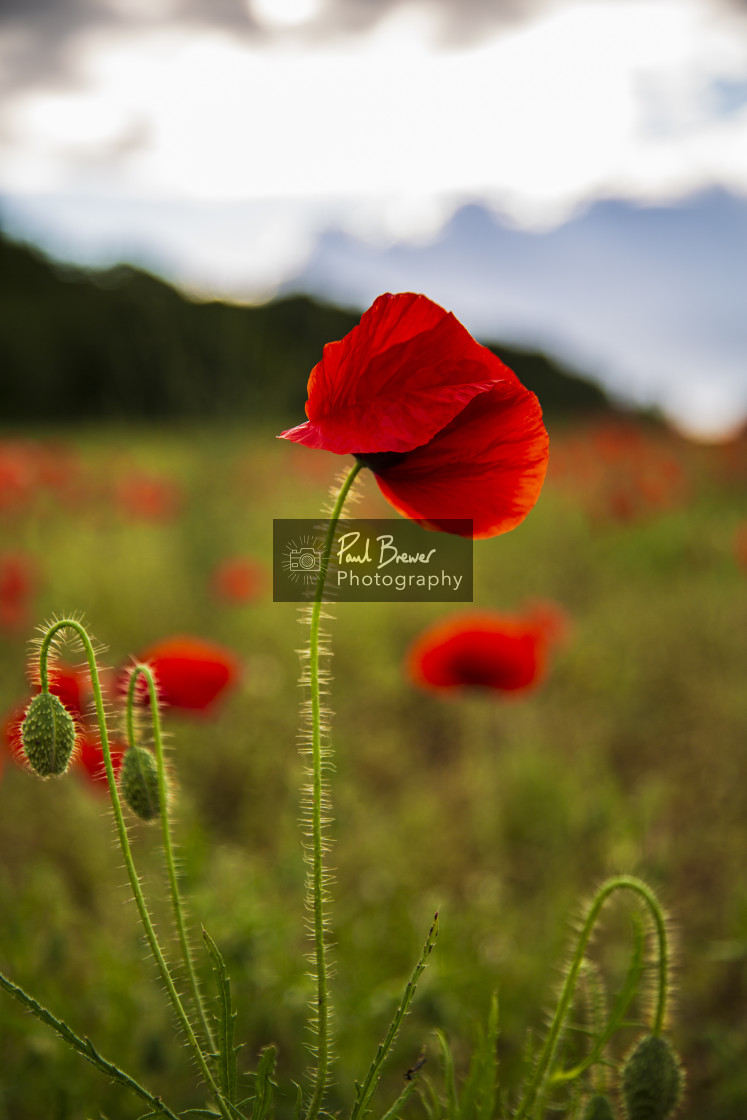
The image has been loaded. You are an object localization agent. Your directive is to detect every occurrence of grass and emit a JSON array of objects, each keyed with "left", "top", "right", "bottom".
[{"left": 0, "top": 418, "right": 746, "bottom": 1118}]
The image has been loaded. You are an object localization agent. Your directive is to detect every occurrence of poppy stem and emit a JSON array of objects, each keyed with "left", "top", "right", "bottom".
[
  {"left": 513, "top": 874, "right": 670, "bottom": 1120},
  {"left": 126, "top": 663, "right": 217, "bottom": 1057},
  {"left": 36, "top": 621, "right": 232, "bottom": 1120},
  {"left": 305, "top": 462, "right": 363, "bottom": 1120}
]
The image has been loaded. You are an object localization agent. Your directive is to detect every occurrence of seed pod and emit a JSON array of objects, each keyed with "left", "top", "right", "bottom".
[
  {"left": 20, "top": 692, "right": 76, "bottom": 777},
  {"left": 582, "top": 1094, "right": 617, "bottom": 1120},
  {"left": 119, "top": 746, "right": 161, "bottom": 821},
  {"left": 622, "top": 1035, "right": 682, "bottom": 1120}
]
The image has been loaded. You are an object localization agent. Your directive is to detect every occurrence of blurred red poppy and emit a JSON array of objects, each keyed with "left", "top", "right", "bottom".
[
  {"left": 735, "top": 522, "right": 747, "bottom": 572},
  {"left": 407, "top": 604, "right": 567, "bottom": 695},
  {"left": 280, "top": 292, "right": 548, "bottom": 538},
  {"left": 211, "top": 557, "right": 265, "bottom": 604},
  {"left": 116, "top": 471, "right": 182, "bottom": 521},
  {"left": 0, "top": 442, "right": 35, "bottom": 513},
  {"left": 76, "top": 734, "right": 125, "bottom": 788},
  {"left": 126, "top": 635, "right": 240, "bottom": 713}
]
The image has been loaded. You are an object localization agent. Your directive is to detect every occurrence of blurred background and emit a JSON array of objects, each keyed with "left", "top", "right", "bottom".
[
  {"left": 1, "top": 1, "right": 747, "bottom": 1117},
  {"left": 2, "top": 0, "right": 747, "bottom": 436}
]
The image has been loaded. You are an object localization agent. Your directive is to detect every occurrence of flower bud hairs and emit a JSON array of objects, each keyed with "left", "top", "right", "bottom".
[
  {"left": 119, "top": 745, "right": 161, "bottom": 821},
  {"left": 20, "top": 691, "right": 77, "bottom": 778}
]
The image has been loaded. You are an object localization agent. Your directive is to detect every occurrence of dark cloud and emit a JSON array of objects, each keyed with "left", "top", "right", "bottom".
[
  {"left": 0, "top": 0, "right": 533, "bottom": 106},
  {"left": 2, "top": 0, "right": 744, "bottom": 101},
  {"left": 175, "top": 0, "right": 541, "bottom": 41},
  {"left": 0, "top": 1, "right": 120, "bottom": 97}
]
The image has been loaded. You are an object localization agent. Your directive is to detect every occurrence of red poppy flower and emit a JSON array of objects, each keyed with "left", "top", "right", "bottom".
[
  {"left": 279, "top": 292, "right": 548, "bottom": 538},
  {"left": 126, "top": 635, "right": 240, "bottom": 713},
  {"left": 407, "top": 604, "right": 567, "bottom": 695}
]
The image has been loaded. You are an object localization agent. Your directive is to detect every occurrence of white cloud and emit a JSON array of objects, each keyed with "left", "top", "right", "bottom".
[
  {"left": 247, "top": 0, "right": 327, "bottom": 31},
  {"left": 2, "top": 0, "right": 747, "bottom": 227}
]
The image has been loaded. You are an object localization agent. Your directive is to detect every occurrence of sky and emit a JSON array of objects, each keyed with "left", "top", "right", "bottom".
[{"left": 2, "top": 0, "right": 747, "bottom": 438}]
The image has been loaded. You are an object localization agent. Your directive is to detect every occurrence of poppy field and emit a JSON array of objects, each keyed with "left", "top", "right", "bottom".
[{"left": 1, "top": 406, "right": 746, "bottom": 1119}]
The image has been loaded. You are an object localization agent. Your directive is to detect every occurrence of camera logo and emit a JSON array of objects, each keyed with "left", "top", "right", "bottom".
[
  {"left": 282, "top": 535, "right": 325, "bottom": 584},
  {"left": 288, "top": 546, "right": 322, "bottom": 572}
]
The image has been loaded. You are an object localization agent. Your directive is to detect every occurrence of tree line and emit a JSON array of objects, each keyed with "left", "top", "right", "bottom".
[{"left": 1, "top": 232, "right": 615, "bottom": 425}]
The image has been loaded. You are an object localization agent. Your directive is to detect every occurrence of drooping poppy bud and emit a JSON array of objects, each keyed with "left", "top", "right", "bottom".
[
  {"left": 582, "top": 1094, "right": 617, "bottom": 1120},
  {"left": 621, "top": 1035, "right": 683, "bottom": 1120},
  {"left": 119, "top": 746, "right": 161, "bottom": 821},
  {"left": 20, "top": 692, "right": 76, "bottom": 777}
]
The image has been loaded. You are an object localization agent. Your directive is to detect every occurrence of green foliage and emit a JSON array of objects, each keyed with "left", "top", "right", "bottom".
[
  {"left": 0, "top": 969, "right": 180, "bottom": 1119},
  {"left": 351, "top": 913, "right": 439, "bottom": 1120},
  {"left": 0, "top": 232, "right": 614, "bottom": 425},
  {"left": 0, "top": 420, "right": 744, "bottom": 1116},
  {"left": 423, "top": 995, "right": 499, "bottom": 1120},
  {"left": 247, "top": 1045, "right": 277, "bottom": 1120},
  {"left": 202, "top": 927, "right": 241, "bottom": 1106}
]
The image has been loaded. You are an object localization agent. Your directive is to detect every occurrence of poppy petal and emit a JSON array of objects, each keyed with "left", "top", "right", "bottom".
[
  {"left": 44, "top": 663, "right": 88, "bottom": 715},
  {"left": 372, "top": 380, "right": 549, "bottom": 538},
  {"left": 280, "top": 293, "right": 511, "bottom": 455},
  {"left": 76, "top": 735, "right": 125, "bottom": 787},
  {"left": 132, "top": 636, "right": 240, "bottom": 713}
]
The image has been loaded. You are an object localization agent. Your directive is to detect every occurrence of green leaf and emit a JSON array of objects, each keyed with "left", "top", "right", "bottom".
[
  {"left": 202, "top": 927, "right": 240, "bottom": 1106},
  {"left": 0, "top": 969, "right": 181, "bottom": 1120},
  {"left": 171, "top": 1112, "right": 222, "bottom": 1119},
  {"left": 349, "top": 912, "right": 439, "bottom": 1120},
  {"left": 251, "top": 1045, "right": 278, "bottom": 1120},
  {"left": 290, "top": 1080, "right": 305, "bottom": 1120},
  {"left": 434, "top": 1032, "right": 458, "bottom": 1119},
  {"left": 459, "top": 992, "right": 500, "bottom": 1120},
  {"left": 416, "top": 1075, "right": 443, "bottom": 1120}
]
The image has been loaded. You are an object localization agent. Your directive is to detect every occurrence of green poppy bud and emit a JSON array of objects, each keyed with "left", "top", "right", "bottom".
[
  {"left": 582, "top": 1093, "right": 617, "bottom": 1120},
  {"left": 21, "top": 692, "right": 76, "bottom": 777},
  {"left": 119, "top": 746, "right": 161, "bottom": 821},
  {"left": 622, "top": 1035, "right": 683, "bottom": 1120}
]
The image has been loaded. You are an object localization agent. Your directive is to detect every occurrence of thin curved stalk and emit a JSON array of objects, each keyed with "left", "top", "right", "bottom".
[
  {"left": 38, "top": 620, "right": 231, "bottom": 1120},
  {"left": 514, "top": 874, "right": 669, "bottom": 1120},
  {"left": 126, "top": 663, "right": 217, "bottom": 1054}
]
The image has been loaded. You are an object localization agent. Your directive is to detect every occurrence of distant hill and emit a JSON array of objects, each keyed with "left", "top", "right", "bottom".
[{"left": 0, "top": 232, "right": 615, "bottom": 425}]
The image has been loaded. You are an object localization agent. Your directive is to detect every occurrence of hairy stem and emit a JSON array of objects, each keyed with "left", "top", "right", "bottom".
[
  {"left": 38, "top": 620, "right": 231, "bottom": 1120},
  {"left": 305, "top": 462, "right": 362, "bottom": 1120},
  {"left": 127, "top": 663, "right": 217, "bottom": 1054},
  {"left": 514, "top": 874, "right": 669, "bottom": 1120}
]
